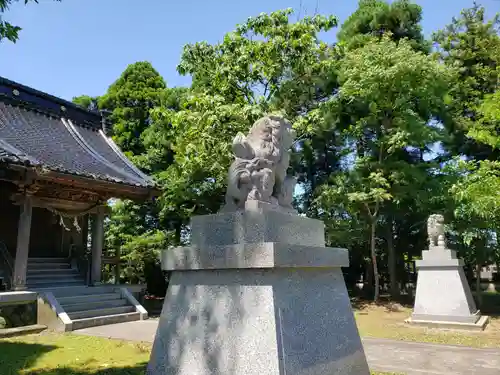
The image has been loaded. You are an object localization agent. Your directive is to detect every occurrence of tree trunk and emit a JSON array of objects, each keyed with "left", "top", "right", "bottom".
[
  {"left": 371, "top": 221, "right": 380, "bottom": 302},
  {"left": 363, "top": 259, "right": 374, "bottom": 296},
  {"left": 476, "top": 261, "right": 483, "bottom": 308},
  {"left": 387, "top": 218, "right": 399, "bottom": 299}
]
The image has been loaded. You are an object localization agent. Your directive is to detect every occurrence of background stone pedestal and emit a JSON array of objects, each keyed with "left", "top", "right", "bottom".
[
  {"left": 407, "top": 247, "right": 489, "bottom": 331},
  {"left": 147, "top": 203, "right": 370, "bottom": 375}
]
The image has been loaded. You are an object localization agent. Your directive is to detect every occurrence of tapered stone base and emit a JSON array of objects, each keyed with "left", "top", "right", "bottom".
[
  {"left": 147, "top": 267, "right": 369, "bottom": 375},
  {"left": 148, "top": 204, "right": 370, "bottom": 375},
  {"left": 408, "top": 248, "right": 489, "bottom": 330}
]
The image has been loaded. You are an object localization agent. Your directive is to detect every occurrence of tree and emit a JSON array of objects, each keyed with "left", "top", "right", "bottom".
[
  {"left": 318, "top": 36, "right": 452, "bottom": 301},
  {"left": 72, "top": 95, "right": 100, "bottom": 112},
  {"left": 434, "top": 4, "right": 500, "bottom": 300},
  {"left": 143, "top": 9, "right": 339, "bottom": 227},
  {"left": 0, "top": 0, "right": 60, "bottom": 43},
  {"left": 337, "top": 0, "right": 429, "bottom": 52},
  {"left": 99, "top": 61, "right": 166, "bottom": 156},
  {"left": 433, "top": 3, "right": 500, "bottom": 161}
]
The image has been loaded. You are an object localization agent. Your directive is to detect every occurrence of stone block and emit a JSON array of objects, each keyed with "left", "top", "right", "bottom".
[
  {"left": 161, "top": 242, "right": 349, "bottom": 270},
  {"left": 148, "top": 208, "right": 370, "bottom": 375},
  {"left": 190, "top": 207, "right": 325, "bottom": 248},
  {"left": 147, "top": 268, "right": 369, "bottom": 375}
]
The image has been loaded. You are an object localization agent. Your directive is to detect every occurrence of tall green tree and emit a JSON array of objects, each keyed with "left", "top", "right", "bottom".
[
  {"left": 99, "top": 61, "right": 166, "bottom": 157},
  {"left": 317, "top": 36, "right": 452, "bottom": 300},
  {"left": 434, "top": 3, "right": 500, "bottom": 160},
  {"left": 337, "top": 0, "right": 429, "bottom": 52},
  {"left": 0, "top": 0, "right": 61, "bottom": 43}
]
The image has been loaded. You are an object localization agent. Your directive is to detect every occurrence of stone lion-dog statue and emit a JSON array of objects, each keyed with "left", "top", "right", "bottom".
[
  {"left": 427, "top": 213, "right": 446, "bottom": 249},
  {"left": 223, "top": 115, "right": 297, "bottom": 211}
]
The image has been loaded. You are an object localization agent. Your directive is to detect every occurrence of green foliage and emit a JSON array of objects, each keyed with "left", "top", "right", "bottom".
[
  {"left": 325, "top": 35, "right": 452, "bottom": 208},
  {"left": 0, "top": 0, "right": 61, "bottom": 43},
  {"left": 104, "top": 200, "right": 170, "bottom": 286},
  {"left": 143, "top": 9, "right": 340, "bottom": 222},
  {"left": 338, "top": 0, "right": 428, "bottom": 52},
  {"left": 469, "top": 88, "right": 500, "bottom": 149},
  {"left": 335, "top": 36, "right": 451, "bottom": 149},
  {"left": 433, "top": 3, "right": 500, "bottom": 159},
  {"left": 72, "top": 95, "right": 100, "bottom": 112},
  {"left": 99, "top": 61, "right": 166, "bottom": 156}
]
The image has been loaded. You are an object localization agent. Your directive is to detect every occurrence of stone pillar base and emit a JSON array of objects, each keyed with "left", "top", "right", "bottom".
[
  {"left": 408, "top": 248, "right": 489, "bottom": 330},
  {"left": 148, "top": 207, "right": 370, "bottom": 375}
]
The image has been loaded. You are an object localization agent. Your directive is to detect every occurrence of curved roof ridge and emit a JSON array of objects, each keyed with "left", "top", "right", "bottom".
[
  {"left": 63, "top": 118, "right": 146, "bottom": 185},
  {"left": 98, "top": 129, "right": 155, "bottom": 184}
]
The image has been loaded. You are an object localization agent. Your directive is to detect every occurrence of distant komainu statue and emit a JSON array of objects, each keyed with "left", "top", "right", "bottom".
[
  {"left": 223, "top": 115, "right": 297, "bottom": 212},
  {"left": 427, "top": 214, "right": 446, "bottom": 249}
]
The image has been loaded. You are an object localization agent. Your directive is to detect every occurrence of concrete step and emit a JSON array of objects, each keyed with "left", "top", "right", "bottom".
[
  {"left": 28, "top": 257, "right": 69, "bottom": 263},
  {"left": 39, "top": 285, "right": 119, "bottom": 297},
  {"left": 27, "top": 263, "right": 71, "bottom": 270},
  {"left": 27, "top": 268, "right": 78, "bottom": 275},
  {"left": 62, "top": 298, "right": 128, "bottom": 313},
  {"left": 72, "top": 311, "right": 141, "bottom": 331},
  {"left": 68, "top": 306, "right": 135, "bottom": 320},
  {"left": 27, "top": 274, "right": 83, "bottom": 282},
  {"left": 57, "top": 292, "right": 122, "bottom": 306},
  {"left": 27, "top": 279, "right": 86, "bottom": 288}
]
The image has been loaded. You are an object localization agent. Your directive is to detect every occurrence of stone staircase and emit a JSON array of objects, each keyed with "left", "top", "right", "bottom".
[
  {"left": 27, "top": 257, "right": 85, "bottom": 288},
  {"left": 27, "top": 257, "right": 147, "bottom": 331}
]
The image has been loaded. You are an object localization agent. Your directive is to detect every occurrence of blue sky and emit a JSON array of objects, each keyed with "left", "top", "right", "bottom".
[{"left": 0, "top": 0, "right": 498, "bottom": 101}]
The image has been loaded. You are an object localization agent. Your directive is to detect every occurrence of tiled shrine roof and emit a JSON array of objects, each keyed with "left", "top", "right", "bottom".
[{"left": 0, "top": 76, "right": 154, "bottom": 189}]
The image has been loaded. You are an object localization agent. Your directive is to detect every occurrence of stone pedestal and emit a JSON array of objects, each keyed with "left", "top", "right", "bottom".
[
  {"left": 407, "top": 247, "right": 489, "bottom": 330},
  {"left": 147, "top": 202, "right": 370, "bottom": 375}
]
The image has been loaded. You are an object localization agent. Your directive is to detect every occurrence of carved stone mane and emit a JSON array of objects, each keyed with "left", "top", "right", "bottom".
[
  {"left": 427, "top": 214, "right": 446, "bottom": 249},
  {"left": 223, "top": 115, "right": 296, "bottom": 212}
]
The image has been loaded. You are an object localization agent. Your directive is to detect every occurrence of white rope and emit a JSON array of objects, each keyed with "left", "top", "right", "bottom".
[{"left": 43, "top": 203, "right": 102, "bottom": 233}]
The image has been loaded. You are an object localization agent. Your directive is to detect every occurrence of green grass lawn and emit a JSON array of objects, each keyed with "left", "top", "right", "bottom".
[
  {"left": 0, "top": 332, "right": 150, "bottom": 375},
  {"left": 354, "top": 302, "right": 500, "bottom": 348}
]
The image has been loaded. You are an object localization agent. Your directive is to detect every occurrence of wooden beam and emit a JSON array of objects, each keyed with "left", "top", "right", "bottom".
[
  {"left": 5, "top": 164, "right": 158, "bottom": 201},
  {"left": 10, "top": 194, "right": 110, "bottom": 214}
]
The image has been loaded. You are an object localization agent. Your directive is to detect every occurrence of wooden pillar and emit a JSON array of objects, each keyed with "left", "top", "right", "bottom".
[
  {"left": 91, "top": 207, "right": 105, "bottom": 286},
  {"left": 114, "top": 247, "right": 121, "bottom": 285},
  {"left": 13, "top": 195, "right": 33, "bottom": 290}
]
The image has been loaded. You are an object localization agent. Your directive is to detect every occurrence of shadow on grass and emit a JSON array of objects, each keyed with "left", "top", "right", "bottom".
[
  {"left": 0, "top": 341, "right": 148, "bottom": 375},
  {"left": 25, "top": 364, "right": 148, "bottom": 375},
  {"left": 0, "top": 341, "right": 58, "bottom": 375}
]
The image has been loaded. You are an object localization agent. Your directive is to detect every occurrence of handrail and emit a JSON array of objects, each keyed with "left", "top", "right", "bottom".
[
  {"left": 0, "top": 241, "right": 14, "bottom": 290},
  {"left": 0, "top": 241, "right": 13, "bottom": 272},
  {"left": 68, "top": 243, "right": 92, "bottom": 286}
]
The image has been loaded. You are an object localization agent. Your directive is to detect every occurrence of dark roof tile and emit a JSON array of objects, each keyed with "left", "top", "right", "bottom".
[{"left": 0, "top": 82, "right": 155, "bottom": 189}]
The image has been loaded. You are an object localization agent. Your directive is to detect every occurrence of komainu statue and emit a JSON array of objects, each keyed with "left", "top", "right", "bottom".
[
  {"left": 223, "top": 115, "right": 297, "bottom": 212},
  {"left": 427, "top": 214, "right": 446, "bottom": 249}
]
